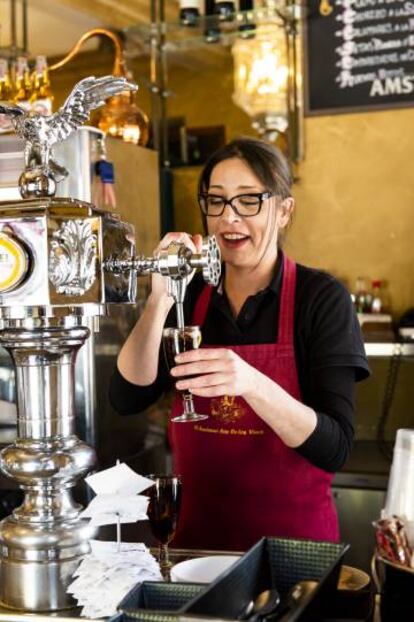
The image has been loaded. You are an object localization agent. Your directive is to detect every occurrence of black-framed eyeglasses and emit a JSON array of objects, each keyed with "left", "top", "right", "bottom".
[{"left": 198, "top": 191, "right": 274, "bottom": 218}]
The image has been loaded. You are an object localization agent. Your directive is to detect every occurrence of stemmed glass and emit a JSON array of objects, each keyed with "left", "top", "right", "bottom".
[
  {"left": 162, "top": 325, "right": 209, "bottom": 422},
  {"left": 147, "top": 475, "right": 182, "bottom": 580}
]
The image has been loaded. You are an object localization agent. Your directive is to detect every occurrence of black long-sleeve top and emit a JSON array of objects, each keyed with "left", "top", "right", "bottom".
[{"left": 109, "top": 253, "right": 370, "bottom": 473}]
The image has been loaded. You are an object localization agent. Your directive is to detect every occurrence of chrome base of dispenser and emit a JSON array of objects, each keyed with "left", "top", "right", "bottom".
[
  {"left": 0, "top": 530, "right": 91, "bottom": 611},
  {"left": 0, "top": 319, "right": 97, "bottom": 611}
]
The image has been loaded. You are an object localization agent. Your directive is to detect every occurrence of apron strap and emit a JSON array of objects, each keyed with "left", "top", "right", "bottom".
[
  {"left": 192, "top": 284, "right": 213, "bottom": 327},
  {"left": 277, "top": 254, "right": 297, "bottom": 346},
  {"left": 191, "top": 255, "right": 297, "bottom": 346}
]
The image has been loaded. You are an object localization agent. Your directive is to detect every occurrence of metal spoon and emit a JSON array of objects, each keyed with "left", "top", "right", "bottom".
[
  {"left": 271, "top": 580, "right": 318, "bottom": 621},
  {"left": 239, "top": 588, "right": 281, "bottom": 621}
]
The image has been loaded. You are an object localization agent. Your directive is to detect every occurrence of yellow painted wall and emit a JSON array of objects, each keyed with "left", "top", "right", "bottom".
[
  {"left": 166, "top": 50, "right": 414, "bottom": 317},
  {"left": 287, "top": 110, "right": 414, "bottom": 317},
  {"left": 50, "top": 48, "right": 414, "bottom": 316}
]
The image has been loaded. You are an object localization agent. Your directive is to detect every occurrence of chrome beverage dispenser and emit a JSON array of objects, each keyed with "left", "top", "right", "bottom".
[
  {"left": 0, "top": 76, "right": 220, "bottom": 612},
  {"left": 0, "top": 75, "right": 138, "bottom": 612}
]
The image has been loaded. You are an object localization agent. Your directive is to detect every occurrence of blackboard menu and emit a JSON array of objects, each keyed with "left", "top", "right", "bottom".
[{"left": 306, "top": 0, "right": 414, "bottom": 113}]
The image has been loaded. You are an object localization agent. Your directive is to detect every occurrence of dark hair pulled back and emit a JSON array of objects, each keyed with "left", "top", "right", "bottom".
[{"left": 198, "top": 136, "right": 293, "bottom": 200}]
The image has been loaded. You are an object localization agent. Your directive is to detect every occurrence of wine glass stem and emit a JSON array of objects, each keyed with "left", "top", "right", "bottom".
[
  {"left": 183, "top": 393, "right": 195, "bottom": 415},
  {"left": 159, "top": 543, "right": 171, "bottom": 580}
]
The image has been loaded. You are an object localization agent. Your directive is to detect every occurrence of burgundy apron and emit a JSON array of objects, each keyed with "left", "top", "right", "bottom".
[{"left": 169, "top": 255, "right": 339, "bottom": 551}]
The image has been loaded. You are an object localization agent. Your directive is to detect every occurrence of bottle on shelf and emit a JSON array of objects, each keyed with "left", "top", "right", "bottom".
[
  {"left": 371, "top": 280, "right": 383, "bottom": 314},
  {"left": 354, "top": 276, "right": 368, "bottom": 314},
  {"left": 30, "top": 55, "right": 54, "bottom": 115},
  {"left": 13, "top": 56, "right": 32, "bottom": 111},
  {"left": 179, "top": 0, "right": 200, "bottom": 26},
  {"left": 0, "top": 59, "right": 13, "bottom": 101},
  {"left": 214, "top": 0, "right": 236, "bottom": 21},
  {"left": 238, "top": 0, "right": 256, "bottom": 37},
  {"left": 204, "top": 0, "right": 220, "bottom": 42},
  {"left": 0, "top": 59, "right": 14, "bottom": 133}
]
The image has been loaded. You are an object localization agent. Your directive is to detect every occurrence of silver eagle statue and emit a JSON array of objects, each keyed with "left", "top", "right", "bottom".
[{"left": 0, "top": 75, "right": 137, "bottom": 199}]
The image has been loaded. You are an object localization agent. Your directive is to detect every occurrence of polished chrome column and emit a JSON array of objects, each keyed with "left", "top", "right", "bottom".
[
  {"left": 0, "top": 318, "right": 96, "bottom": 611},
  {"left": 0, "top": 75, "right": 139, "bottom": 613}
]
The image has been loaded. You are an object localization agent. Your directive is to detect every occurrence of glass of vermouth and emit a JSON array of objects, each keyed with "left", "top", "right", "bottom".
[
  {"left": 162, "top": 325, "right": 208, "bottom": 422},
  {"left": 147, "top": 474, "right": 182, "bottom": 579}
]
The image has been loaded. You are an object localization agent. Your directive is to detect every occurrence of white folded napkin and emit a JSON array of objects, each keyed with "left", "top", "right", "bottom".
[{"left": 68, "top": 540, "right": 162, "bottom": 618}]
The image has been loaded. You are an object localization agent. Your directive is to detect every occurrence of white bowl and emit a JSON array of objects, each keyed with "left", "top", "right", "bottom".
[{"left": 171, "top": 555, "right": 240, "bottom": 583}]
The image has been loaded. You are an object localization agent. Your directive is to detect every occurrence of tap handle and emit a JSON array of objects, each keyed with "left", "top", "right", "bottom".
[
  {"left": 103, "top": 235, "right": 221, "bottom": 286},
  {"left": 200, "top": 235, "right": 221, "bottom": 286},
  {"left": 157, "top": 242, "right": 193, "bottom": 278},
  {"left": 156, "top": 235, "right": 221, "bottom": 285}
]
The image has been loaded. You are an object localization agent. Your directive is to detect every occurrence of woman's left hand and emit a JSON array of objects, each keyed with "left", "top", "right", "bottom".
[{"left": 171, "top": 348, "right": 256, "bottom": 398}]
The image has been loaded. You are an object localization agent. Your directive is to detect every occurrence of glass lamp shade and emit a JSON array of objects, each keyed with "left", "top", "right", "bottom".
[
  {"left": 232, "top": 24, "right": 289, "bottom": 134},
  {"left": 97, "top": 91, "right": 150, "bottom": 147}
]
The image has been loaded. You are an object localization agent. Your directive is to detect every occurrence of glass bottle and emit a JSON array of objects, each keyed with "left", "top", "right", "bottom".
[
  {"left": 179, "top": 0, "right": 200, "bottom": 25},
  {"left": 214, "top": 0, "right": 235, "bottom": 20},
  {"left": 354, "top": 276, "right": 367, "bottom": 314},
  {"left": 371, "top": 280, "right": 383, "bottom": 314},
  {"left": 13, "top": 57, "right": 32, "bottom": 111},
  {"left": 239, "top": 0, "right": 254, "bottom": 11},
  {"left": 239, "top": 0, "right": 255, "bottom": 37},
  {"left": 204, "top": 0, "right": 220, "bottom": 42},
  {"left": 0, "top": 59, "right": 14, "bottom": 133},
  {"left": 0, "top": 59, "right": 13, "bottom": 101},
  {"left": 30, "top": 55, "right": 53, "bottom": 115}
]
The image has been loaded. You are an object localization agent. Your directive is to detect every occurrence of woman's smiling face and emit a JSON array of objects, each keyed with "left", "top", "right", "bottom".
[{"left": 206, "top": 157, "right": 290, "bottom": 270}]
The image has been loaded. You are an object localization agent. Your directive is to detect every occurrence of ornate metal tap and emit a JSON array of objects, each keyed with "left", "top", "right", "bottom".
[{"left": 105, "top": 235, "right": 221, "bottom": 327}]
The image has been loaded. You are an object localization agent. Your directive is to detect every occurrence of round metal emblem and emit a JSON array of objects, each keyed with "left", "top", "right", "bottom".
[{"left": 0, "top": 233, "right": 30, "bottom": 293}]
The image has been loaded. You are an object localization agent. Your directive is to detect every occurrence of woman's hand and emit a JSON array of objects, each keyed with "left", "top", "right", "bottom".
[
  {"left": 149, "top": 232, "right": 203, "bottom": 307},
  {"left": 172, "top": 347, "right": 318, "bottom": 448},
  {"left": 171, "top": 348, "right": 257, "bottom": 399}
]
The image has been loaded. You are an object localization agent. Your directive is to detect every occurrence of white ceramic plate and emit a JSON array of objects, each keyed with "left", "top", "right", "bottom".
[{"left": 171, "top": 555, "right": 240, "bottom": 583}]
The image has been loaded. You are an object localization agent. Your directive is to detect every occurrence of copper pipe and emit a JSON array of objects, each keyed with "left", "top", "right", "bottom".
[{"left": 49, "top": 28, "right": 125, "bottom": 76}]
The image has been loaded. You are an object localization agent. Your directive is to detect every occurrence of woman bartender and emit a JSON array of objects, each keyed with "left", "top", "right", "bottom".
[{"left": 110, "top": 137, "right": 369, "bottom": 551}]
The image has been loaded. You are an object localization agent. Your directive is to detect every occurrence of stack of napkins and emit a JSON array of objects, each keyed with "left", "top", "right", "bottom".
[
  {"left": 68, "top": 539, "right": 162, "bottom": 618},
  {"left": 67, "top": 463, "right": 160, "bottom": 618}
]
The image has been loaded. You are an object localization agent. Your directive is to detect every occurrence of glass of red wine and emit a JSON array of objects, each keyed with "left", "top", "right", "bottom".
[
  {"left": 147, "top": 475, "right": 182, "bottom": 579},
  {"left": 162, "top": 325, "right": 209, "bottom": 422}
]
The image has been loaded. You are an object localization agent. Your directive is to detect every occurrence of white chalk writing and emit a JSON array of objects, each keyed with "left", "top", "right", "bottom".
[{"left": 331, "top": 0, "right": 414, "bottom": 98}]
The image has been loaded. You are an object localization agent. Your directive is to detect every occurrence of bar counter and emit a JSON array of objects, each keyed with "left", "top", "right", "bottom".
[{"left": 0, "top": 545, "right": 383, "bottom": 622}]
